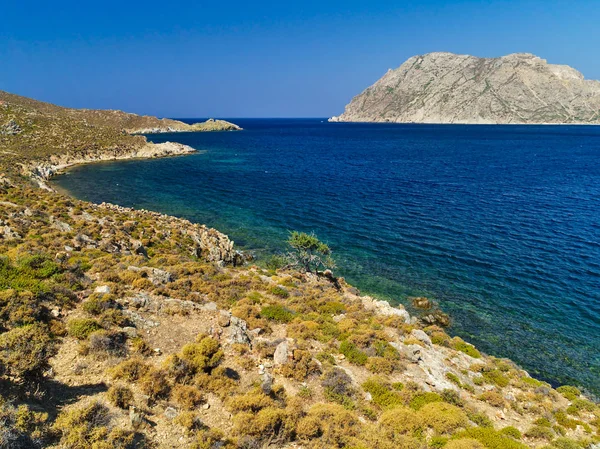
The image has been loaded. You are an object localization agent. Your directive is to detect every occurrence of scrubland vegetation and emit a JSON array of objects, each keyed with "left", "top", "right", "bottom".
[{"left": 0, "top": 91, "right": 598, "bottom": 448}]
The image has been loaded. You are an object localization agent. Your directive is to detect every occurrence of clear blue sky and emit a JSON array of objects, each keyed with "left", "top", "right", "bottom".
[{"left": 2, "top": 0, "right": 599, "bottom": 117}]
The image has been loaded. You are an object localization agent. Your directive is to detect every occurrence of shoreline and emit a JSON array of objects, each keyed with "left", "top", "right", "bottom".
[
  {"left": 328, "top": 117, "right": 600, "bottom": 125},
  {"left": 41, "top": 135, "right": 588, "bottom": 396},
  {"left": 4, "top": 115, "right": 599, "bottom": 446},
  {"left": 25, "top": 141, "right": 197, "bottom": 191}
]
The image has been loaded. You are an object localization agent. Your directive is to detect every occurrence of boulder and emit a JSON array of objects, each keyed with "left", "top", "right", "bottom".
[
  {"left": 273, "top": 340, "right": 289, "bottom": 365},
  {"left": 411, "top": 329, "right": 432, "bottom": 347},
  {"left": 226, "top": 316, "right": 251, "bottom": 345},
  {"left": 411, "top": 297, "right": 432, "bottom": 309},
  {"left": 94, "top": 285, "right": 111, "bottom": 295},
  {"left": 361, "top": 296, "right": 411, "bottom": 323}
]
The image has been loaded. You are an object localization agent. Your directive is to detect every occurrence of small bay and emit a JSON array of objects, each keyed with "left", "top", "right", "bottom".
[{"left": 52, "top": 119, "right": 600, "bottom": 395}]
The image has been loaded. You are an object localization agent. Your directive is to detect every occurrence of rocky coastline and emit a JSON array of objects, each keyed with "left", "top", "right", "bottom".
[
  {"left": 1, "top": 89, "right": 598, "bottom": 449},
  {"left": 25, "top": 141, "right": 197, "bottom": 190}
]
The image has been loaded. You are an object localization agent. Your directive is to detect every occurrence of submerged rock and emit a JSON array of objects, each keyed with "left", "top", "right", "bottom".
[{"left": 411, "top": 296, "right": 432, "bottom": 309}]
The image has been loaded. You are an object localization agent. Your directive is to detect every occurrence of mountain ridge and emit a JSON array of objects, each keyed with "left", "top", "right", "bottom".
[{"left": 330, "top": 52, "right": 600, "bottom": 124}]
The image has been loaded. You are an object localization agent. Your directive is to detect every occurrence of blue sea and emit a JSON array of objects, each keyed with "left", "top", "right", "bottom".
[{"left": 52, "top": 119, "right": 600, "bottom": 395}]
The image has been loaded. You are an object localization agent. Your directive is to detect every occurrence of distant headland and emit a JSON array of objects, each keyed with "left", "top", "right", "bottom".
[{"left": 330, "top": 52, "right": 600, "bottom": 124}]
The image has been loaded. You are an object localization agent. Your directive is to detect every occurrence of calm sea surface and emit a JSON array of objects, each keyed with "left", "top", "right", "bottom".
[{"left": 53, "top": 119, "right": 600, "bottom": 395}]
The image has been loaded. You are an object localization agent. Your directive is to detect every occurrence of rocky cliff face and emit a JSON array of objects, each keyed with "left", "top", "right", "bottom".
[{"left": 331, "top": 52, "right": 600, "bottom": 124}]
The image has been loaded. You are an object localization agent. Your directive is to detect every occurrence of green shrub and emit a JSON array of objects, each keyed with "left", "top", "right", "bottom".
[
  {"left": 418, "top": 402, "right": 469, "bottom": 434},
  {"left": 139, "top": 368, "right": 170, "bottom": 400},
  {"left": 269, "top": 286, "right": 289, "bottom": 298},
  {"left": 451, "top": 337, "right": 481, "bottom": 358},
  {"left": 232, "top": 407, "right": 287, "bottom": 440},
  {"left": 180, "top": 334, "right": 223, "bottom": 373},
  {"left": 265, "top": 254, "right": 287, "bottom": 271},
  {"left": 316, "top": 351, "right": 336, "bottom": 365},
  {"left": 453, "top": 427, "right": 528, "bottom": 449},
  {"left": 296, "top": 403, "right": 360, "bottom": 447},
  {"left": 519, "top": 376, "right": 547, "bottom": 388},
  {"left": 446, "top": 372, "right": 462, "bottom": 387},
  {"left": 481, "top": 370, "right": 509, "bottom": 388},
  {"left": 67, "top": 319, "right": 102, "bottom": 340},
  {"left": 82, "top": 295, "right": 114, "bottom": 315},
  {"left": 0, "top": 324, "right": 56, "bottom": 379},
  {"left": 524, "top": 425, "right": 554, "bottom": 440},
  {"left": 260, "top": 304, "right": 294, "bottom": 322},
  {"left": 466, "top": 411, "right": 493, "bottom": 428},
  {"left": 366, "top": 356, "right": 395, "bottom": 374},
  {"left": 319, "top": 301, "right": 346, "bottom": 315},
  {"left": 106, "top": 385, "right": 134, "bottom": 409},
  {"left": 339, "top": 341, "right": 368, "bottom": 365},
  {"left": 111, "top": 358, "right": 150, "bottom": 381},
  {"left": 0, "top": 255, "right": 60, "bottom": 294},
  {"left": 0, "top": 397, "right": 49, "bottom": 446},
  {"left": 555, "top": 411, "right": 579, "bottom": 429},
  {"left": 441, "top": 389, "right": 464, "bottom": 407},
  {"left": 362, "top": 377, "right": 403, "bottom": 408},
  {"left": 556, "top": 385, "right": 581, "bottom": 401},
  {"left": 499, "top": 426, "right": 522, "bottom": 439},
  {"left": 445, "top": 439, "right": 485, "bottom": 449},
  {"left": 378, "top": 406, "right": 421, "bottom": 436},
  {"left": 566, "top": 398, "right": 596, "bottom": 415},
  {"left": 0, "top": 289, "right": 44, "bottom": 328},
  {"left": 171, "top": 385, "right": 204, "bottom": 410},
  {"left": 287, "top": 231, "right": 335, "bottom": 273},
  {"left": 550, "top": 437, "right": 586, "bottom": 449},
  {"left": 53, "top": 401, "right": 134, "bottom": 449},
  {"left": 533, "top": 417, "right": 552, "bottom": 427},
  {"left": 409, "top": 392, "right": 442, "bottom": 410},
  {"left": 429, "top": 436, "right": 450, "bottom": 448}
]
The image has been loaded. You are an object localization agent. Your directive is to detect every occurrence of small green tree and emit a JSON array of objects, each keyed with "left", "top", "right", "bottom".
[{"left": 287, "top": 231, "right": 335, "bottom": 274}]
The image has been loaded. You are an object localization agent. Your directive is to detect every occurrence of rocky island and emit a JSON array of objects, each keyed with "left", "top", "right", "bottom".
[
  {"left": 330, "top": 52, "right": 600, "bottom": 124},
  {"left": 0, "top": 90, "right": 598, "bottom": 448}
]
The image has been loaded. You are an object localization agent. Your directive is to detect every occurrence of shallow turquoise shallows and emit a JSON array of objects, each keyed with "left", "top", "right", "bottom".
[{"left": 53, "top": 119, "right": 600, "bottom": 396}]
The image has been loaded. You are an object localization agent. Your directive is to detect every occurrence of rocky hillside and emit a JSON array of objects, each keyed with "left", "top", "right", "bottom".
[
  {"left": 0, "top": 91, "right": 598, "bottom": 449},
  {"left": 0, "top": 90, "right": 241, "bottom": 137},
  {"left": 330, "top": 52, "right": 600, "bottom": 124}
]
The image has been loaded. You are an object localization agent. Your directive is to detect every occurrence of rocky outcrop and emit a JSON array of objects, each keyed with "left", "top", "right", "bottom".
[
  {"left": 360, "top": 296, "right": 412, "bottom": 323},
  {"left": 130, "top": 118, "right": 242, "bottom": 134},
  {"left": 96, "top": 202, "right": 245, "bottom": 266},
  {"left": 0, "top": 119, "right": 21, "bottom": 135},
  {"left": 331, "top": 52, "right": 600, "bottom": 124},
  {"left": 24, "top": 141, "right": 196, "bottom": 190}
]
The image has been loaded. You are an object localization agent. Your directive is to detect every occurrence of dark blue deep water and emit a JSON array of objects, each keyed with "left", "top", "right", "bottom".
[{"left": 53, "top": 119, "right": 600, "bottom": 395}]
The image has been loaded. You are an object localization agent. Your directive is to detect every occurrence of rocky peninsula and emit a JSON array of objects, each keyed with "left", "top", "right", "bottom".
[
  {"left": 0, "top": 90, "right": 598, "bottom": 449},
  {"left": 331, "top": 52, "right": 600, "bottom": 124}
]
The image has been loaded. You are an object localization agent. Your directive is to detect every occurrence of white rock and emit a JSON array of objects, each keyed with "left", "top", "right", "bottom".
[
  {"left": 94, "top": 285, "right": 111, "bottom": 294},
  {"left": 411, "top": 329, "right": 432, "bottom": 347},
  {"left": 361, "top": 296, "right": 410, "bottom": 323},
  {"left": 164, "top": 407, "right": 178, "bottom": 420},
  {"left": 273, "top": 340, "right": 289, "bottom": 365}
]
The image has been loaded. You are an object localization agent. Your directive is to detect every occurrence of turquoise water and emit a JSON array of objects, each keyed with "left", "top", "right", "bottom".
[{"left": 53, "top": 119, "right": 600, "bottom": 395}]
